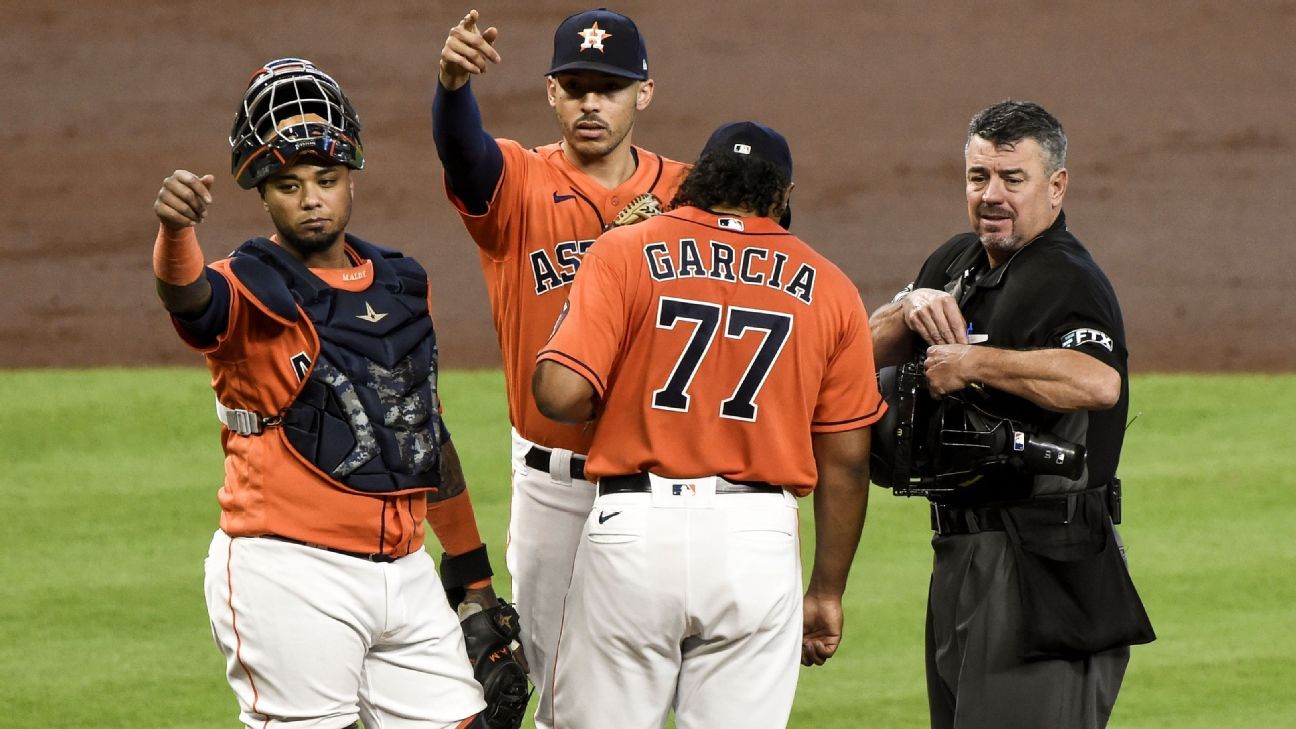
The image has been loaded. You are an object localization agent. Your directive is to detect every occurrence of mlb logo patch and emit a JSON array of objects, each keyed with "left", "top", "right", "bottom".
[
  {"left": 672, "top": 483, "right": 696, "bottom": 496},
  {"left": 718, "top": 217, "right": 745, "bottom": 231},
  {"left": 1013, "top": 431, "right": 1026, "bottom": 452}
]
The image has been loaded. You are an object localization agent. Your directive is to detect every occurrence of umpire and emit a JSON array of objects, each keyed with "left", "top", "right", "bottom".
[{"left": 869, "top": 100, "right": 1154, "bottom": 729}]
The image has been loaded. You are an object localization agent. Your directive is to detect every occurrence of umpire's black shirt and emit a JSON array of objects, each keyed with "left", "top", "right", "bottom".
[{"left": 909, "top": 211, "right": 1128, "bottom": 505}]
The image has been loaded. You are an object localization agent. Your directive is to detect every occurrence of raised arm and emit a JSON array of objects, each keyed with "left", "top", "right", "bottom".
[
  {"left": 433, "top": 9, "right": 504, "bottom": 215},
  {"left": 152, "top": 169, "right": 215, "bottom": 315}
]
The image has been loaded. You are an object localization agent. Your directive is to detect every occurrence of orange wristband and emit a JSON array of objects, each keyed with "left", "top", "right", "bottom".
[{"left": 152, "top": 223, "right": 206, "bottom": 285}]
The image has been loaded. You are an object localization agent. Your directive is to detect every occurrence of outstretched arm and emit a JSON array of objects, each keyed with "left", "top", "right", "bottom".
[
  {"left": 802, "top": 427, "right": 872, "bottom": 666},
  {"left": 153, "top": 169, "right": 215, "bottom": 315},
  {"left": 433, "top": 9, "right": 504, "bottom": 215}
]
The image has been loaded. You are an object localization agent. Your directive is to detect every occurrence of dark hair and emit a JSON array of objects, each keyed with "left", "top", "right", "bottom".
[
  {"left": 670, "top": 153, "right": 789, "bottom": 217},
  {"left": 966, "top": 100, "right": 1067, "bottom": 175}
]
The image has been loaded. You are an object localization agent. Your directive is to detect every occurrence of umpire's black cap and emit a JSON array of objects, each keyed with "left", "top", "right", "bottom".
[{"left": 546, "top": 8, "right": 649, "bottom": 81}]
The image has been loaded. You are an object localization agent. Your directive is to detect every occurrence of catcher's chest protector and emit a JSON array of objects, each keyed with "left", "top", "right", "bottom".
[{"left": 229, "top": 236, "right": 443, "bottom": 494}]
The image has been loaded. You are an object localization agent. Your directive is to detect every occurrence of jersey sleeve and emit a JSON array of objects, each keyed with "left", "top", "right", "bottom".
[
  {"left": 1039, "top": 266, "right": 1126, "bottom": 371},
  {"left": 812, "top": 293, "right": 888, "bottom": 433},
  {"left": 443, "top": 138, "right": 532, "bottom": 260},
  {"left": 536, "top": 242, "right": 630, "bottom": 400}
]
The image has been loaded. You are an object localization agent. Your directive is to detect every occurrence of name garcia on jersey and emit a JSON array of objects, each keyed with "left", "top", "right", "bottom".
[{"left": 644, "top": 239, "right": 816, "bottom": 304}]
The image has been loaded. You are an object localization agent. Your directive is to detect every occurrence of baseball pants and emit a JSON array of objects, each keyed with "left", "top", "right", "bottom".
[
  {"left": 552, "top": 482, "right": 803, "bottom": 729},
  {"left": 204, "top": 530, "right": 486, "bottom": 728},
  {"left": 925, "top": 530, "right": 1129, "bottom": 729},
  {"left": 505, "top": 429, "right": 596, "bottom": 729}
]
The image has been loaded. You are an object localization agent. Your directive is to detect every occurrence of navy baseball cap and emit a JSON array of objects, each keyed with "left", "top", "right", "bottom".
[
  {"left": 700, "top": 121, "right": 795, "bottom": 228},
  {"left": 546, "top": 8, "right": 649, "bottom": 81},
  {"left": 700, "top": 121, "right": 794, "bottom": 181}
]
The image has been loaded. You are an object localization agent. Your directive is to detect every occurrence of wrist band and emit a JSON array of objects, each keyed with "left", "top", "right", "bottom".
[{"left": 153, "top": 223, "right": 206, "bottom": 285}]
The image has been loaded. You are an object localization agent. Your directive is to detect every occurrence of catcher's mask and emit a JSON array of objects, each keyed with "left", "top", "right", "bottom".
[
  {"left": 870, "top": 360, "right": 1085, "bottom": 497},
  {"left": 230, "top": 58, "right": 364, "bottom": 190}
]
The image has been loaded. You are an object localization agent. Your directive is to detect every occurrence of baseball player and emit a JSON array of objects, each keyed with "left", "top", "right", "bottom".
[
  {"left": 433, "top": 9, "right": 689, "bottom": 727},
  {"left": 532, "top": 122, "right": 887, "bottom": 729},
  {"left": 151, "top": 58, "right": 520, "bottom": 728}
]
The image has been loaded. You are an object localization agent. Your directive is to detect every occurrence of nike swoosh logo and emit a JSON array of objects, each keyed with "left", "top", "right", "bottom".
[
  {"left": 553, "top": 192, "right": 576, "bottom": 204},
  {"left": 597, "top": 510, "right": 621, "bottom": 524}
]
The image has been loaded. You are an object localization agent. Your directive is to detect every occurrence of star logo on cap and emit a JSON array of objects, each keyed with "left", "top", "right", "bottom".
[{"left": 578, "top": 22, "right": 612, "bottom": 52}]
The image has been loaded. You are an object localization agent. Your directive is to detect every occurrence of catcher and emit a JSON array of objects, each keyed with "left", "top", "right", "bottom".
[{"left": 151, "top": 57, "right": 528, "bottom": 729}]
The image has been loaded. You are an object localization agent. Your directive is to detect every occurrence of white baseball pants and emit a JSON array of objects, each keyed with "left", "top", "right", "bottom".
[
  {"left": 551, "top": 485, "right": 803, "bottom": 729},
  {"left": 204, "top": 530, "right": 485, "bottom": 728},
  {"left": 505, "top": 429, "right": 596, "bottom": 729}
]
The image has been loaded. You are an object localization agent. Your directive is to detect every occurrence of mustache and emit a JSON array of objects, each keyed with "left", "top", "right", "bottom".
[
  {"left": 574, "top": 114, "right": 607, "bottom": 129},
  {"left": 978, "top": 204, "right": 1015, "bottom": 219}
]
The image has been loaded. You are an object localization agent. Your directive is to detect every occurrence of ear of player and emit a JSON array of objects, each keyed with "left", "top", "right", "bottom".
[{"left": 229, "top": 58, "right": 365, "bottom": 189}]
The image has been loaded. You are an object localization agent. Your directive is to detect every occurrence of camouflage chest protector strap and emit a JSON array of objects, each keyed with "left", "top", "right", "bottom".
[{"left": 228, "top": 234, "right": 443, "bottom": 494}]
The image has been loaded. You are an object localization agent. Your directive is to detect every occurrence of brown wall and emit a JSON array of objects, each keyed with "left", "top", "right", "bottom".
[{"left": 2, "top": 1, "right": 1292, "bottom": 371}]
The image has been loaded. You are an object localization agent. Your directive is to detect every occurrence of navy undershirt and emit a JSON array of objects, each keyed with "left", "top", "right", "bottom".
[{"left": 431, "top": 80, "right": 503, "bottom": 216}]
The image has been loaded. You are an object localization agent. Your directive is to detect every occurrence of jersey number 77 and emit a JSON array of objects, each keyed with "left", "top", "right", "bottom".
[{"left": 651, "top": 296, "right": 793, "bottom": 422}]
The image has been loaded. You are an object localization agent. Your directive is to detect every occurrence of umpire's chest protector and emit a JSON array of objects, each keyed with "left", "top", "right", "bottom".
[{"left": 228, "top": 235, "right": 443, "bottom": 495}]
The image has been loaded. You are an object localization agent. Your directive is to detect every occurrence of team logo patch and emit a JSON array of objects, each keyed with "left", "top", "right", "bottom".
[
  {"left": 356, "top": 301, "right": 388, "bottom": 323},
  {"left": 1061, "top": 327, "right": 1114, "bottom": 352},
  {"left": 578, "top": 22, "right": 612, "bottom": 51}
]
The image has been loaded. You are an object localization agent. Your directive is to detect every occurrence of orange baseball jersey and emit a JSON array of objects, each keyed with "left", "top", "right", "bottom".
[
  {"left": 446, "top": 139, "right": 688, "bottom": 452},
  {"left": 537, "top": 206, "right": 887, "bottom": 495},
  {"left": 174, "top": 244, "right": 477, "bottom": 558}
]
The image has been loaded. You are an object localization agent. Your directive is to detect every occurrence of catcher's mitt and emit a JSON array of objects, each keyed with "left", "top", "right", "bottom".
[
  {"left": 460, "top": 599, "right": 531, "bottom": 729},
  {"left": 608, "top": 192, "right": 664, "bottom": 228}
]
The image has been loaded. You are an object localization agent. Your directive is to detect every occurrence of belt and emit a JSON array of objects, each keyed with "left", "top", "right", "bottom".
[
  {"left": 598, "top": 473, "right": 783, "bottom": 497},
  {"left": 930, "top": 496, "right": 1079, "bottom": 536},
  {"left": 524, "top": 445, "right": 587, "bottom": 481},
  {"left": 262, "top": 534, "right": 397, "bottom": 563},
  {"left": 929, "top": 503, "right": 1008, "bottom": 535}
]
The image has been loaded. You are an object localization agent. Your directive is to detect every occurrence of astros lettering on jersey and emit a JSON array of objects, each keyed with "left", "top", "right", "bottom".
[{"left": 446, "top": 140, "right": 689, "bottom": 453}]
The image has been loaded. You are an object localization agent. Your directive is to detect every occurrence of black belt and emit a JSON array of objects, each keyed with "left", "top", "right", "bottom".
[
  {"left": 598, "top": 473, "right": 783, "bottom": 497},
  {"left": 525, "top": 445, "right": 587, "bottom": 482},
  {"left": 930, "top": 496, "right": 1079, "bottom": 536},
  {"left": 929, "top": 503, "right": 1009, "bottom": 535},
  {"left": 262, "top": 534, "right": 397, "bottom": 563}
]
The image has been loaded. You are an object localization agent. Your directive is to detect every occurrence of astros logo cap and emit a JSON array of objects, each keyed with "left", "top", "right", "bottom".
[{"left": 546, "top": 8, "right": 649, "bottom": 81}]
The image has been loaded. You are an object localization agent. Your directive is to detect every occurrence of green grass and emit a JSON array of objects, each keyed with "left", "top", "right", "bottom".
[{"left": 1, "top": 370, "right": 1292, "bottom": 727}]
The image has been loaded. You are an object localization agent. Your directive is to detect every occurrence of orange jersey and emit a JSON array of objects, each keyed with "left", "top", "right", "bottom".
[
  {"left": 447, "top": 139, "right": 688, "bottom": 452},
  {"left": 538, "top": 207, "right": 887, "bottom": 495},
  {"left": 175, "top": 247, "right": 434, "bottom": 556}
]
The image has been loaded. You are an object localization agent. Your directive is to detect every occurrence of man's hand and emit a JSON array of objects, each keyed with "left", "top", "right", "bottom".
[
  {"left": 440, "top": 10, "right": 501, "bottom": 91},
  {"left": 924, "top": 343, "right": 977, "bottom": 397},
  {"left": 801, "top": 591, "right": 844, "bottom": 666},
  {"left": 902, "top": 288, "right": 968, "bottom": 346},
  {"left": 154, "top": 170, "right": 214, "bottom": 231}
]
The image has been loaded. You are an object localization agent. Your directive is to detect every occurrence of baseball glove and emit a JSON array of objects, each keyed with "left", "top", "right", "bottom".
[
  {"left": 460, "top": 599, "right": 531, "bottom": 729},
  {"left": 609, "top": 192, "right": 664, "bottom": 228}
]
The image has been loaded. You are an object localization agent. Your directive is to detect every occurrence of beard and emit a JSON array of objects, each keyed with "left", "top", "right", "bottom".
[
  {"left": 270, "top": 204, "right": 351, "bottom": 260},
  {"left": 976, "top": 204, "right": 1022, "bottom": 258},
  {"left": 278, "top": 226, "right": 344, "bottom": 257}
]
